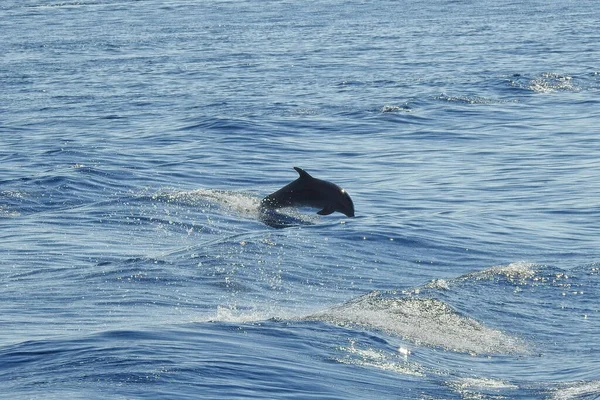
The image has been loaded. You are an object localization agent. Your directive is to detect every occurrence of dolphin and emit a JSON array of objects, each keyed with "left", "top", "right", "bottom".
[{"left": 260, "top": 167, "right": 355, "bottom": 217}]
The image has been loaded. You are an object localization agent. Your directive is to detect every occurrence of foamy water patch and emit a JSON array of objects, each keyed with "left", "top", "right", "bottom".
[
  {"left": 306, "top": 292, "right": 527, "bottom": 355},
  {"left": 152, "top": 189, "right": 261, "bottom": 218},
  {"left": 459, "top": 262, "right": 537, "bottom": 284},
  {"left": 334, "top": 338, "right": 424, "bottom": 376},
  {"left": 447, "top": 377, "right": 519, "bottom": 399},
  {"left": 0, "top": 205, "right": 20, "bottom": 218},
  {"left": 208, "top": 302, "right": 305, "bottom": 325},
  {"left": 509, "top": 72, "right": 579, "bottom": 93},
  {"left": 549, "top": 380, "right": 600, "bottom": 400},
  {"left": 210, "top": 304, "right": 274, "bottom": 324},
  {"left": 381, "top": 104, "right": 412, "bottom": 113},
  {"left": 0, "top": 190, "right": 26, "bottom": 217},
  {"left": 436, "top": 93, "right": 514, "bottom": 104},
  {"left": 406, "top": 262, "right": 539, "bottom": 295}
]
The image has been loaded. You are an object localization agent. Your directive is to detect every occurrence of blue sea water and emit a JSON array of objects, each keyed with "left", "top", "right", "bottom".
[{"left": 1, "top": 0, "right": 600, "bottom": 398}]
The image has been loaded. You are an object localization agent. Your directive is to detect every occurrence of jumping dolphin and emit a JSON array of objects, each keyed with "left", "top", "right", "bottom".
[{"left": 260, "top": 167, "right": 355, "bottom": 217}]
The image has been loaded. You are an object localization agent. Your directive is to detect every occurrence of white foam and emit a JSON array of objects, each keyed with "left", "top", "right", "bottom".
[
  {"left": 510, "top": 72, "right": 579, "bottom": 93},
  {"left": 335, "top": 339, "right": 424, "bottom": 376},
  {"left": 153, "top": 189, "right": 262, "bottom": 218},
  {"left": 528, "top": 73, "right": 577, "bottom": 93},
  {"left": 447, "top": 377, "right": 519, "bottom": 399},
  {"left": 405, "top": 262, "right": 538, "bottom": 296},
  {"left": 549, "top": 380, "right": 600, "bottom": 400},
  {"left": 307, "top": 292, "right": 528, "bottom": 355},
  {"left": 0, "top": 205, "right": 21, "bottom": 217},
  {"left": 208, "top": 303, "right": 302, "bottom": 325},
  {"left": 460, "top": 262, "right": 537, "bottom": 283},
  {"left": 423, "top": 278, "right": 450, "bottom": 290},
  {"left": 450, "top": 377, "right": 518, "bottom": 390},
  {"left": 211, "top": 304, "right": 272, "bottom": 324}
]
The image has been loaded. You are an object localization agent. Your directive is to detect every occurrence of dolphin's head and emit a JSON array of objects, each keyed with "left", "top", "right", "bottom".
[{"left": 336, "top": 188, "right": 355, "bottom": 217}]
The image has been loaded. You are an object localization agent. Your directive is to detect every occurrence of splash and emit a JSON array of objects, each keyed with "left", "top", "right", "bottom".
[
  {"left": 458, "top": 262, "right": 537, "bottom": 283},
  {"left": 509, "top": 72, "right": 579, "bottom": 93},
  {"left": 549, "top": 380, "right": 600, "bottom": 400},
  {"left": 381, "top": 105, "right": 412, "bottom": 113},
  {"left": 406, "top": 262, "right": 538, "bottom": 295},
  {"left": 528, "top": 73, "right": 577, "bottom": 93},
  {"left": 447, "top": 377, "right": 519, "bottom": 399},
  {"left": 334, "top": 339, "right": 424, "bottom": 376},
  {"left": 152, "top": 188, "right": 317, "bottom": 228},
  {"left": 436, "top": 93, "right": 511, "bottom": 104},
  {"left": 0, "top": 205, "right": 21, "bottom": 218},
  {"left": 306, "top": 291, "right": 527, "bottom": 355},
  {"left": 210, "top": 304, "right": 274, "bottom": 324},
  {"left": 152, "top": 189, "right": 261, "bottom": 219}
]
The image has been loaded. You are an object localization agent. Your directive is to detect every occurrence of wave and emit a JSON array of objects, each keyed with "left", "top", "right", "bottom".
[
  {"left": 334, "top": 338, "right": 425, "bottom": 377},
  {"left": 409, "top": 261, "right": 538, "bottom": 294},
  {"left": 208, "top": 262, "right": 548, "bottom": 356},
  {"left": 305, "top": 291, "right": 527, "bottom": 355},
  {"left": 435, "top": 93, "right": 515, "bottom": 105},
  {"left": 447, "top": 377, "right": 519, "bottom": 398},
  {"left": 508, "top": 72, "right": 580, "bottom": 93},
  {"left": 549, "top": 380, "right": 600, "bottom": 400},
  {"left": 380, "top": 104, "right": 412, "bottom": 113}
]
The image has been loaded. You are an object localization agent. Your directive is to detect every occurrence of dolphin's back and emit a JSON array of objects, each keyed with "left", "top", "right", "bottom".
[{"left": 261, "top": 169, "right": 315, "bottom": 209}]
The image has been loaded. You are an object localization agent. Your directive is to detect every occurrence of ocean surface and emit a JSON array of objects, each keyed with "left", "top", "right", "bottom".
[{"left": 1, "top": 0, "right": 599, "bottom": 398}]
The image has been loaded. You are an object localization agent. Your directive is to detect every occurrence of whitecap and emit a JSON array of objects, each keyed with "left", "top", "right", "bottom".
[
  {"left": 306, "top": 291, "right": 528, "bottom": 355},
  {"left": 334, "top": 338, "right": 424, "bottom": 376},
  {"left": 549, "top": 380, "right": 600, "bottom": 400}
]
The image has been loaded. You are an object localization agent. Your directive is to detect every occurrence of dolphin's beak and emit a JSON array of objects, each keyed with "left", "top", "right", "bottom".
[{"left": 344, "top": 205, "right": 355, "bottom": 218}]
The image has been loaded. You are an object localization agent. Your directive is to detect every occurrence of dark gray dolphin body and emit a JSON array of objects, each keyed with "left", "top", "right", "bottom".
[{"left": 260, "top": 167, "right": 355, "bottom": 217}]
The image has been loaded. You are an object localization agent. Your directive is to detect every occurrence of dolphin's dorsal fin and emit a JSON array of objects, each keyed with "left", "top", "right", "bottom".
[
  {"left": 317, "top": 205, "right": 335, "bottom": 216},
  {"left": 293, "top": 167, "right": 313, "bottom": 180}
]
